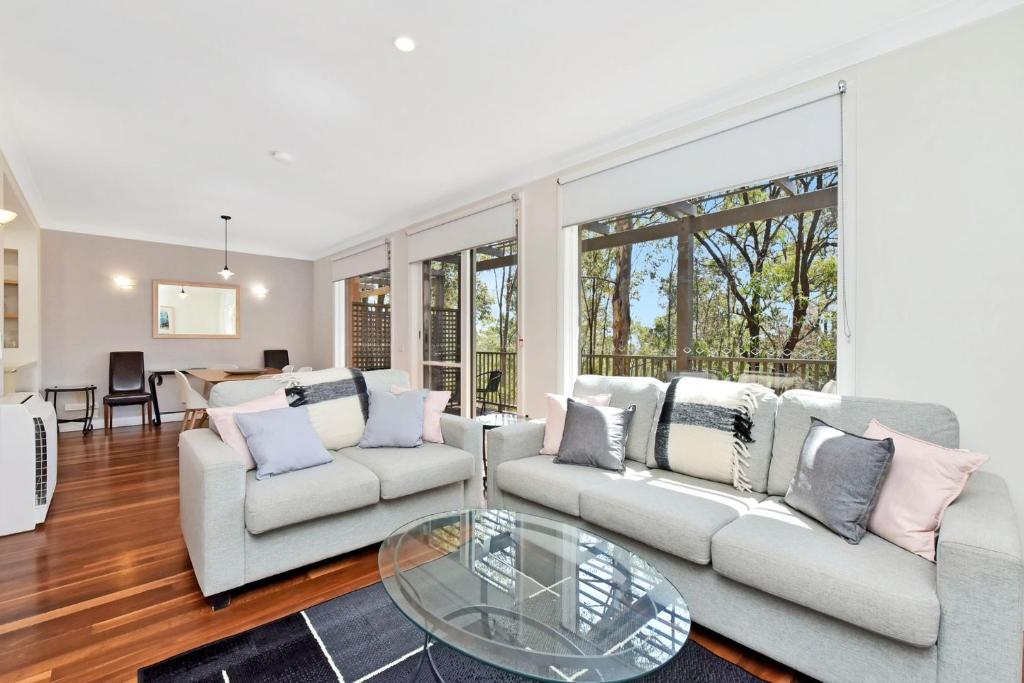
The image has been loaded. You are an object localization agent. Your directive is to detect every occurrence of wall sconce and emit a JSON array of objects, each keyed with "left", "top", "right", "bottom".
[
  {"left": 251, "top": 284, "right": 269, "bottom": 299},
  {"left": 113, "top": 275, "right": 136, "bottom": 290}
]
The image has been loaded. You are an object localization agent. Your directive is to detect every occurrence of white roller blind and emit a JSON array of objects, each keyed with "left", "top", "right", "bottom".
[
  {"left": 561, "top": 95, "right": 842, "bottom": 226},
  {"left": 407, "top": 201, "right": 516, "bottom": 262},
  {"left": 331, "top": 241, "right": 388, "bottom": 282}
]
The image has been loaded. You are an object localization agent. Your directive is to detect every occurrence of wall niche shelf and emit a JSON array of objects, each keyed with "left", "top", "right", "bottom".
[{"left": 3, "top": 249, "right": 19, "bottom": 349}]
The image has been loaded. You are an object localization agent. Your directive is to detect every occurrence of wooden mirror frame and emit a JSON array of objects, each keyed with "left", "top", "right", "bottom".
[{"left": 151, "top": 279, "right": 241, "bottom": 339}]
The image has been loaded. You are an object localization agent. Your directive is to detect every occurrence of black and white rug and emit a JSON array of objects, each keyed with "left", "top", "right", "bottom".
[{"left": 139, "top": 583, "right": 762, "bottom": 682}]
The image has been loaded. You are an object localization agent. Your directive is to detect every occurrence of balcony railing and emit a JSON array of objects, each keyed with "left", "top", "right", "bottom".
[
  {"left": 448, "top": 350, "right": 837, "bottom": 417},
  {"left": 580, "top": 353, "right": 835, "bottom": 392},
  {"left": 475, "top": 350, "right": 518, "bottom": 413}
]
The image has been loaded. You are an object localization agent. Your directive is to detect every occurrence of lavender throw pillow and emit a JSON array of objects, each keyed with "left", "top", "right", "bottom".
[{"left": 358, "top": 389, "right": 428, "bottom": 448}]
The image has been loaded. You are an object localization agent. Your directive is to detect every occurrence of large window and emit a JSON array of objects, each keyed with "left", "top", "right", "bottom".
[
  {"left": 348, "top": 269, "right": 390, "bottom": 370},
  {"left": 578, "top": 167, "right": 838, "bottom": 392}
]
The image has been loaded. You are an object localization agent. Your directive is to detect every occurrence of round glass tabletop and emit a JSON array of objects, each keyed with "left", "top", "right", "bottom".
[{"left": 379, "top": 509, "right": 690, "bottom": 682}]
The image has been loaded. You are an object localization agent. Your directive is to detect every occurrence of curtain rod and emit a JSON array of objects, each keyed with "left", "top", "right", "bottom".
[{"left": 557, "top": 81, "right": 847, "bottom": 187}]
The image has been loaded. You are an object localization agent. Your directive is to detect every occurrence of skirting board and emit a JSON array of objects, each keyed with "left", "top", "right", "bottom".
[{"left": 57, "top": 411, "right": 184, "bottom": 432}]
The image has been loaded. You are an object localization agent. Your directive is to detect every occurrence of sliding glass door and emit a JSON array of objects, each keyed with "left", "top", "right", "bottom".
[
  {"left": 421, "top": 238, "right": 519, "bottom": 417},
  {"left": 472, "top": 238, "right": 518, "bottom": 415},
  {"left": 423, "top": 253, "right": 465, "bottom": 414},
  {"left": 348, "top": 269, "right": 390, "bottom": 370}
]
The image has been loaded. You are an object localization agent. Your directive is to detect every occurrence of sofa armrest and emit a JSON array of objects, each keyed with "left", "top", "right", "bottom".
[
  {"left": 178, "top": 428, "right": 247, "bottom": 597},
  {"left": 936, "top": 471, "right": 1023, "bottom": 682},
  {"left": 486, "top": 420, "right": 546, "bottom": 508},
  {"left": 440, "top": 414, "right": 485, "bottom": 508}
]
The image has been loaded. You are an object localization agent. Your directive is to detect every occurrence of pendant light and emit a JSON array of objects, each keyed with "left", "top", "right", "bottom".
[
  {"left": 178, "top": 286, "right": 187, "bottom": 299},
  {"left": 218, "top": 215, "right": 234, "bottom": 279}
]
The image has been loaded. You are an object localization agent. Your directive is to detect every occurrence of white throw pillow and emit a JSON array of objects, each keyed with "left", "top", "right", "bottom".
[{"left": 540, "top": 392, "right": 612, "bottom": 455}]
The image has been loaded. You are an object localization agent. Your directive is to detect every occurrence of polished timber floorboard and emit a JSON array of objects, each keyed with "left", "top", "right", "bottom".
[{"left": 0, "top": 424, "right": 799, "bottom": 683}]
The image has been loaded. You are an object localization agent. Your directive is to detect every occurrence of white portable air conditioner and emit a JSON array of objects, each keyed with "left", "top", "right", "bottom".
[{"left": 0, "top": 392, "right": 58, "bottom": 536}]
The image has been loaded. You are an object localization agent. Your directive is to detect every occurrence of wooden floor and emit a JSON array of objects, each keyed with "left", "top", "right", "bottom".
[{"left": 0, "top": 424, "right": 799, "bottom": 683}]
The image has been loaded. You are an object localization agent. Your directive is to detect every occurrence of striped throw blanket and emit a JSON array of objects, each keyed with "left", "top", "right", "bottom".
[
  {"left": 277, "top": 368, "right": 369, "bottom": 450},
  {"left": 650, "top": 377, "right": 759, "bottom": 492}
]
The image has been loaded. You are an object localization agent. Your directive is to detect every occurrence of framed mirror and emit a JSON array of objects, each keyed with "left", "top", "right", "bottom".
[{"left": 152, "top": 280, "right": 240, "bottom": 339}]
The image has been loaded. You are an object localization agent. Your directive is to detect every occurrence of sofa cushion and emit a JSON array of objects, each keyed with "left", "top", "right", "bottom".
[
  {"left": 573, "top": 375, "right": 665, "bottom": 463},
  {"left": 245, "top": 454, "right": 380, "bottom": 534},
  {"left": 496, "top": 455, "right": 649, "bottom": 516},
  {"left": 767, "top": 390, "right": 958, "bottom": 496},
  {"left": 580, "top": 469, "right": 764, "bottom": 564},
  {"left": 341, "top": 443, "right": 475, "bottom": 500},
  {"left": 711, "top": 497, "right": 941, "bottom": 647}
]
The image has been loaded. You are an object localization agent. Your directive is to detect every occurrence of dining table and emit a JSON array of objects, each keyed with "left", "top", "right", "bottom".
[
  {"left": 147, "top": 367, "right": 282, "bottom": 426},
  {"left": 186, "top": 367, "right": 283, "bottom": 396}
]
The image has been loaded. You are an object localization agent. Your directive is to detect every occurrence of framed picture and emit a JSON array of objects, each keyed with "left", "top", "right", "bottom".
[{"left": 158, "top": 305, "right": 175, "bottom": 334}]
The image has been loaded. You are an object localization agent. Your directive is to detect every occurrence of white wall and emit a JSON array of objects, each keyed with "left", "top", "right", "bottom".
[
  {"left": 41, "top": 229, "right": 315, "bottom": 425},
  {"left": 313, "top": 8, "right": 1024, "bottom": 526},
  {"left": 848, "top": 11, "right": 1024, "bottom": 524}
]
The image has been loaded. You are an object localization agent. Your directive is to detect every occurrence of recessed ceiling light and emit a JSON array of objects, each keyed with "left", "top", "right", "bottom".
[
  {"left": 269, "top": 150, "right": 293, "bottom": 164},
  {"left": 393, "top": 36, "right": 416, "bottom": 53}
]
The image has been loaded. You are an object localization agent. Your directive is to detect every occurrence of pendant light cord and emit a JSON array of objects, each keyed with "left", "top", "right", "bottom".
[{"left": 221, "top": 215, "right": 231, "bottom": 269}]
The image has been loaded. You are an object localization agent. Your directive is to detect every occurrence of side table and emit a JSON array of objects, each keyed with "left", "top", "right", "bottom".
[
  {"left": 473, "top": 412, "right": 528, "bottom": 493},
  {"left": 44, "top": 384, "right": 97, "bottom": 434}
]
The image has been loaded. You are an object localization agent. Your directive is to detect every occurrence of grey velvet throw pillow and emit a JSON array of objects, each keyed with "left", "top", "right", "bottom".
[
  {"left": 234, "top": 406, "right": 333, "bottom": 481},
  {"left": 785, "top": 417, "right": 895, "bottom": 544},
  {"left": 358, "top": 389, "right": 427, "bottom": 448},
  {"left": 554, "top": 398, "right": 636, "bottom": 472}
]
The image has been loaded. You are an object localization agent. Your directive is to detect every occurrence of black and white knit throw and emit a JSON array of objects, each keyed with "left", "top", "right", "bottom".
[{"left": 650, "top": 377, "right": 758, "bottom": 491}]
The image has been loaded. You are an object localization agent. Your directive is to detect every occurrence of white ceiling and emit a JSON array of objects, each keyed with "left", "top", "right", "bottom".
[{"left": 0, "top": 1, "right": 1015, "bottom": 259}]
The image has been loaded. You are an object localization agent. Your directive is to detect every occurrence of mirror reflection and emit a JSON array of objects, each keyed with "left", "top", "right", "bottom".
[{"left": 153, "top": 280, "right": 239, "bottom": 338}]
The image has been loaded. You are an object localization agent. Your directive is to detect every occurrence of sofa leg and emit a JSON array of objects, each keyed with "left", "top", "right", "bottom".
[{"left": 208, "top": 591, "right": 231, "bottom": 611}]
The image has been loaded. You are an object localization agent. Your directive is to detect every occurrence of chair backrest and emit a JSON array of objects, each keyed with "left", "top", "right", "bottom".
[
  {"left": 173, "top": 370, "right": 207, "bottom": 409},
  {"left": 173, "top": 370, "right": 191, "bottom": 403},
  {"left": 264, "top": 349, "right": 290, "bottom": 370},
  {"left": 109, "top": 351, "right": 145, "bottom": 394},
  {"left": 479, "top": 370, "right": 502, "bottom": 392},
  {"left": 281, "top": 364, "right": 295, "bottom": 373}
]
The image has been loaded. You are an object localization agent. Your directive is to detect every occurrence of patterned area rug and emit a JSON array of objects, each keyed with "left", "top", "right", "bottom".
[{"left": 139, "top": 583, "right": 762, "bottom": 682}]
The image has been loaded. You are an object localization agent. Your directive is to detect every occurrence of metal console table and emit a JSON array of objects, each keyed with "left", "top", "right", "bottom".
[{"left": 43, "top": 384, "right": 97, "bottom": 434}]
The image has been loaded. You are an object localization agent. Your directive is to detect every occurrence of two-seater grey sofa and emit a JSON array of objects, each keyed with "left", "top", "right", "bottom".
[
  {"left": 178, "top": 369, "right": 484, "bottom": 606},
  {"left": 487, "top": 375, "right": 1024, "bottom": 683}
]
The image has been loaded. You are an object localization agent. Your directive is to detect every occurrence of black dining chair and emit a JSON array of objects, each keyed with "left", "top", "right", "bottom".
[
  {"left": 103, "top": 351, "right": 153, "bottom": 431},
  {"left": 263, "top": 349, "right": 290, "bottom": 370},
  {"left": 475, "top": 370, "right": 503, "bottom": 415}
]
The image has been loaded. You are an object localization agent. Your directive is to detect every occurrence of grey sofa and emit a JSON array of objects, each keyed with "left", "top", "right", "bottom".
[
  {"left": 487, "top": 375, "right": 1024, "bottom": 683},
  {"left": 178, "top": 369, "right": 484, "bottom": 605}
]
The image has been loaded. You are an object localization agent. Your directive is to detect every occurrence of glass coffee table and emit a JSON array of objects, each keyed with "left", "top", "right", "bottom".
[{"left": 379, "top": 510, "right": 690, "bottom": 682}]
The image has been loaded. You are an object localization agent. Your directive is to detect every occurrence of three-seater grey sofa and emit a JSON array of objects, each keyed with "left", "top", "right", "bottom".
[
  {"left": 487, "top": 375, "right": 1023, "bottom": 683},
  {"left": 178, "top": 369, "right": 484, "bottom": 606}
]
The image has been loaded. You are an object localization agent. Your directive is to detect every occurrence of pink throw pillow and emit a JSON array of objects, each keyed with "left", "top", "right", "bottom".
[
  {"left": 392, "top": 385, "right": 451, "bottom": 443},
  {"left": 540, "top": 393, "right": 612, "bottom": 455},
  {"left": 865, "top": 419, "right": 988, "bottom": 561},
  {"left": 206, "top": 388, "right": 289, "bottom": 470}
]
